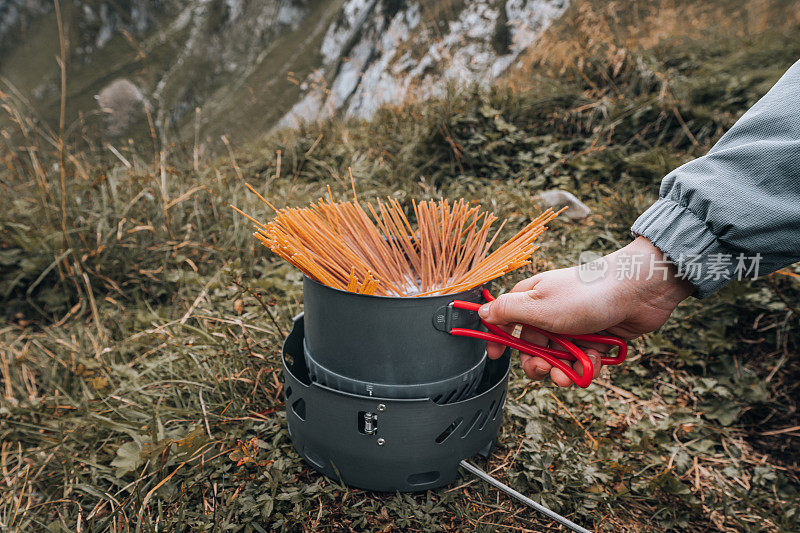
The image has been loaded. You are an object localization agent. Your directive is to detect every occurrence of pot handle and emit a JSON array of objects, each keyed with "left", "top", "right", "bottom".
[{"left": 449, "top": 289, "right": 627, "bottom": 388}]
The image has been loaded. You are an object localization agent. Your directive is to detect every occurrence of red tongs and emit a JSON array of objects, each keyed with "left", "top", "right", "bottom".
[{"left": 450, "top": 289, "right": 627, "bottom": 388}]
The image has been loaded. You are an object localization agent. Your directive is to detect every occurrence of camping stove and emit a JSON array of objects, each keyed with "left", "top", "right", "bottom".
[{"left": 281, "top": 277, "right": 510, "bottom": 492}]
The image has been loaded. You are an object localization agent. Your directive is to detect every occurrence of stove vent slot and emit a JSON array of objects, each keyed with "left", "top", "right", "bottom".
[
  {"left": 479, "top": 400, "right": 496, "bottom": 430},
  {"left": 407, "top": 471, "right": 440, "bottom": 486},
  {"left": 490, "top": 392, "right": 505, "bottom": 421},
  {"left": 291, "top": 398, "right": 306, "bottom": 421},
  {"left": 435, "top": 417, "right": 463, "bottom": 444},
  {"left": 461, "top": 409, "right": 483, "bottom": 439}
]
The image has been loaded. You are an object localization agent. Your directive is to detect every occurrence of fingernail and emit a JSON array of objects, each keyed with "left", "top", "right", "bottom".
[
  {"left": 478, "top": 303, "right": 491, "bottom": 318},
  {"left": 533, "top": 363, "right": 549, "bottom": 376}
]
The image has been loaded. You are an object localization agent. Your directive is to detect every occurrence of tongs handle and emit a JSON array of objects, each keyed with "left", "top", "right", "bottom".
[{"left": 450, "top": 289, "right": 627, "bottom": 388}]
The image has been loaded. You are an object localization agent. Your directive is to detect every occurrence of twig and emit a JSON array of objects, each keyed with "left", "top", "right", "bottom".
[
  {"left": 9, "top": 464, "right": 29, "bottom": 529},
  {"left": 158, "top": 148, "right": 173, "bottom": 238},
  {"left": 765, "top": 354, "right": 788, "bottom": 383},
  {"left": 191, "top": 315, "right": 275, "bottom": 336},
  {"left": 221, "top": 135, "right": 243, "bottom": 182},
  {"left": 82, "top": 272, "right": 106, "bottom": 343},
  {"left": 593, "top": 378, "right": 640, "bottom": 401},
  {"left": 266, "top": 149, "right": 282, "bottom": 189},
  {"left": 105, "top": 142, "right": 132, "bottom": 169},
  {"left": 768, "top": 275, "right": 800, "bottom": 318},
  {"left": 547, "top": 390, "right": 598, "bottom": 449},
  {"left": 135, "top": 442, "right": 217, "bottom": 532},
  {"left": 231, "top": 278, "right": 286, "bottom": 338},
  {"left": 199, "top": 390, "right": 213, "bottom": 438},
  {"left": 671, "top": 105, "right": 699, "bottom": 146},
  {"left": 1, "top": 349, "right": 13, "bottom": 399},
  {"left": 181, "top": 268, "right": 223, "bottom": 325},
  {"left": 760, "top": 425, "right": 800, "bottom": 436},
  {"left": 54, "top": 0, "right": 72, "bottom": 265},
  {"left": 193, "top": 107, "right": 201, "bottom": 171}
]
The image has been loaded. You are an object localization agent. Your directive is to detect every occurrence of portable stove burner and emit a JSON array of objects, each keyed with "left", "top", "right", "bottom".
[{"left": 283, "top": 315, "right": 510, "bottom": 492}]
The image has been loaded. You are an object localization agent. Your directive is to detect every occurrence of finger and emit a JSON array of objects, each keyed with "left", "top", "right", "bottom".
[
  {"left": 510, "top": 274, "right": 543, "bottom": 293},
  {"left": 479, "top": 291, "right": 542, "bottom": 326},
  {"left": 486, "top": 341, "right": 505, "bottom": 359},
  {"left": 479, "top": 287, "right": 590, "bottom": 333},
  {"left": 486, "top": 323, "right": 550, "bottom": 359},
  {"left": 521, "top": 354, "right": 552, "bottom": 381},
  {"left": 573, "top": 349, "right": 602, "bottom": 380},
  {"left": 550, "top": 365, "right": 575, "bottom": 388},
  {"left": 516, "top": 327, "right": 550, "bottom": 347},
  {"left": 549, "top": 350, "right": 602, "bottom": 387},
  {"left": 535, "top": 338, "right": 610, "bottom": 363},
  {"left": 550, "top": 349, "right": 603, "bottom": 387},
  {"left": 486, "top": 324, "right": 515, "bottom": 359},
  {"left": 587, "top": 349, "right": 603, "bottom": 379},
  {"left": 483, "top": 266, "right": 630, "bottom": 335},
  {"left": 572, "top": 339, "right": 613, "bottom": 354}
]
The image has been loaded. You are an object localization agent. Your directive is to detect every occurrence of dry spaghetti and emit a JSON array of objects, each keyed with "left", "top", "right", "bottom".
[{"left": 233, "top": 184, "right": 560, "bottom": 297}]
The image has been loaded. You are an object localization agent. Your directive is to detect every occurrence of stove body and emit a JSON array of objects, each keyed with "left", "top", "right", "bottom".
[{"left": 283, "top": 315, "right": 510, "bottom": 492}]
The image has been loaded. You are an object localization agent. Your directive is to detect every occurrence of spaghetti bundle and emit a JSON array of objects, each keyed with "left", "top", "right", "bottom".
[{"left": 233, "top": 185, "right": 560, "bottom": 297}]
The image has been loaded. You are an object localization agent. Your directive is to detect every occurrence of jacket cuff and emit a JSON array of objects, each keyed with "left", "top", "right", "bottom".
[{"left": 631, "top": 198, "right": 738, "bottom": 298}]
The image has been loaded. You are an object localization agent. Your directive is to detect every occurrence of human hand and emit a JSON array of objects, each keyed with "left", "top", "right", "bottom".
[{"left": 478, "top": 237, "right": 695, "bottom": 387}]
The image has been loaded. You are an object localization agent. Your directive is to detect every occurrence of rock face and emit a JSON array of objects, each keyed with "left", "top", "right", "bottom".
[
  {"left": 0, "top": 0, "right": 569, "bottom": 142},
  {"left": 280, "top": 0, "right": 569, "bottom": 128}
]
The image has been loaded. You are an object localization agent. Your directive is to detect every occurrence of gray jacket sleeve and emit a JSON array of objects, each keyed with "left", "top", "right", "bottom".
[{"left": 631, "top": 59, "right": 800, "bottom": 298}]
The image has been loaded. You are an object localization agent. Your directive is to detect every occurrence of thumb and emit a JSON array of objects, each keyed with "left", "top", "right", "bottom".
[{"left": 478, "top": 291, "right": 555, "bottom": 329}]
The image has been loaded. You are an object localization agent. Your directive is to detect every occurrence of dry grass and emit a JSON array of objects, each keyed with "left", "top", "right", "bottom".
[{"left": 508, "top": 0, "right": 800, "bottom": 93}]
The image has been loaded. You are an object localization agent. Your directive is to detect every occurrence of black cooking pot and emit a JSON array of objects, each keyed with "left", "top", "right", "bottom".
[{"left": 302, "top": 276, "right": 488, "bottom": 401}]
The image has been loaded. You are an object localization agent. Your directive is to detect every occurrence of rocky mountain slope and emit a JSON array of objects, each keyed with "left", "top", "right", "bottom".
[{"left": 0, "top": 0, "right": 567, "bottom": 145}]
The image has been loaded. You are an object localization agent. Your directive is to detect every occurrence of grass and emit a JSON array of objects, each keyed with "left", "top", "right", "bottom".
[{"left": 1, "top": 0, "right": 799, "bottom": 531}]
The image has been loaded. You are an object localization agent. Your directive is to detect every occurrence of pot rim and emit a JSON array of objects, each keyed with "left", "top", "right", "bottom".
[{"left": 303, "top": 274, "right": 492, "bottom": 301}]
